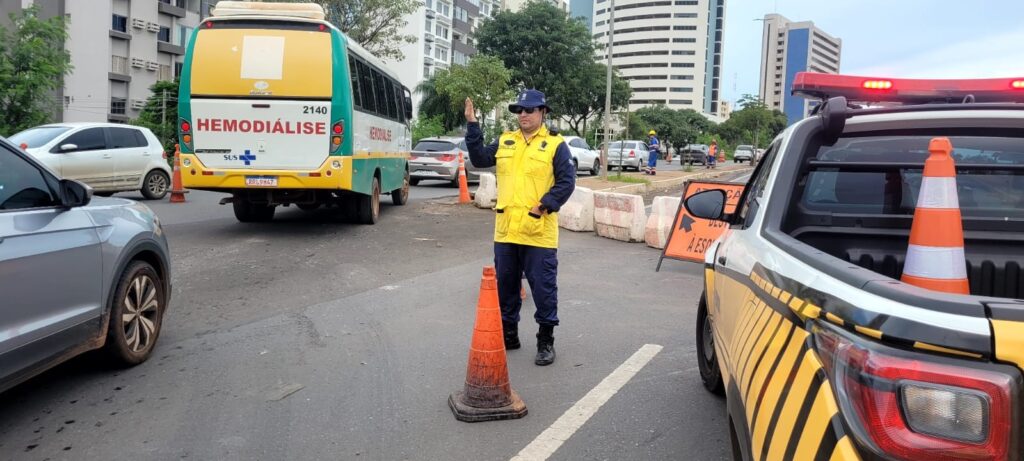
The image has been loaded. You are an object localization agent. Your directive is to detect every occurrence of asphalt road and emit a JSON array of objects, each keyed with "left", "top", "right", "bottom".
[{"left": 0, "top": 176, "right": 735, "bottom": 460}]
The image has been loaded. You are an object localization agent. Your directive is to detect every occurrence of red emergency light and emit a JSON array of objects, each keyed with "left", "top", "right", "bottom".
[{"left": 793, "top": 72, "right": 1024, "bottom": 104}]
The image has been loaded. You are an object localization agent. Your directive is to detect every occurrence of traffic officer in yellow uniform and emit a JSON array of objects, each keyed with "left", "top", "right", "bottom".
[{"left": 464, "top": 89, "right": 576, "bottom": 366}]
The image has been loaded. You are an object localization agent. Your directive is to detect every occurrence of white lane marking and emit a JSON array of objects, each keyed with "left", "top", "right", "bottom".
[{"left": 510, "top": 344, "right": 664, "bottom": 461}]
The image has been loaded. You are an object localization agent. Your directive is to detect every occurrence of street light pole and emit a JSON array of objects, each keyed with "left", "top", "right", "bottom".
[{"left": 601, "top": 0, "right": 615, "bottom": 181}]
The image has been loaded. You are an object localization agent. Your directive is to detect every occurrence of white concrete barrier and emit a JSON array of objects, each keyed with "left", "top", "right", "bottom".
[
  {"left": 593, "top": 192, "right": 646, "bottom": 242},
  {"left": 645, "top": 195, "right": 681, "bottom": 249},
  {"left": 558, "top": 186, "right": 595, "bottom": 232},
  {"left": 474, "top": 173, "right": 497, "bottom": 209}
]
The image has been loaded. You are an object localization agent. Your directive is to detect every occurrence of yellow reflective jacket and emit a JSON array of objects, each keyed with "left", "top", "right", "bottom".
[{"left": 466, "top": 123, "right": 576, "bottom": 249}]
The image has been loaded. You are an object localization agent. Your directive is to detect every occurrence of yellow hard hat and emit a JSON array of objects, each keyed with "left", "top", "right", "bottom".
[{"left": 648, "top": 130, "right": 656, "bottom": 135}]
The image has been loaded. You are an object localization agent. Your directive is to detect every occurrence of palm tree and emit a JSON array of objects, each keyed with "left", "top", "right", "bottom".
[{"left": 415, "top": 71, "right": 464, "bottom": 132}]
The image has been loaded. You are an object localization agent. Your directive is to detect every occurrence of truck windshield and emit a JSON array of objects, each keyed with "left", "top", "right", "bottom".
[{"left": 803, "top": 135, "right": 1024, "bottom": 219}]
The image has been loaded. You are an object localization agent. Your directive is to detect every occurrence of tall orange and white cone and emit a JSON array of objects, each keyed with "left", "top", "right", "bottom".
[
  {"left": 169, "top": 143, "right": 188, "bottom": 204},
  {"left": 449, "top": 266, "right": 528, "bottom": 422},
  {"left": 901, "top": 137, "right": 969, "bottom": 294},
  {"left": 457, "top": 151, "right": 471, "bottom": 204}
]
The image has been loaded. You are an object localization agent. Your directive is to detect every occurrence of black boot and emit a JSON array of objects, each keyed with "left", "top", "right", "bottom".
[
  {"left": 535, "top": 325, "right": 555, "bottom": 366},
  {"left": 503, "top": 321, "right": 521, "bottom": 350}
]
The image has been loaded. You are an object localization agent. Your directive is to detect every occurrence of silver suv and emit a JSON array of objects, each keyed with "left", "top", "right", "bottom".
[{"left": 0, "top": 140, "right": 171, "bottom": 393}]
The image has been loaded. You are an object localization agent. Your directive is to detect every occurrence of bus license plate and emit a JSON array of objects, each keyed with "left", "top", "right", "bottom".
[{"left": 245, "top": 176, "right": 278, "bottom": 187}]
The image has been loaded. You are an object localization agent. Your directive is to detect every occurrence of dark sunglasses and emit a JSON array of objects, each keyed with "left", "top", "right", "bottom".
[{"left": 511, "top": 106, "right": 541, "bottom": 114}]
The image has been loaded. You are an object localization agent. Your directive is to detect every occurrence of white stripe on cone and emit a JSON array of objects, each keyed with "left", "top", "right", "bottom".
[
  {"left": 916, "top": 177, "right": 959, "bottom": 209},
  {"left": 904, "top": 244, "right": 968, "bottom": 279}
]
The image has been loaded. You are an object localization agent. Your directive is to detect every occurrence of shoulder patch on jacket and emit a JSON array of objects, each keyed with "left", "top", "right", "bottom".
[{"left": 503, "top": 139, "right": 515, "bottom": 146}]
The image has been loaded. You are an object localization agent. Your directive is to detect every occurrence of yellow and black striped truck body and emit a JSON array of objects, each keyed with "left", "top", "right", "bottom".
[{"left": 694, "top": 91, "right": 1024, "bottom": 460}]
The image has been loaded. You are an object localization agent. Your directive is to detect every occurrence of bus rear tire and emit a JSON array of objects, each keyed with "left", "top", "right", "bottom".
[
  {"left": 357, "top": 177, "right": 380, "bottom": 224},
  {"left": 392, "top": 171, "right": 409, "bottom": 206},
  {"left": 233, "top": 198, "right": 275, "bottom": 222}
]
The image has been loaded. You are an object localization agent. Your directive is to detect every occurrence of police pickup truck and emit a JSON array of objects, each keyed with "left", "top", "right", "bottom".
[{"left": 688, "top": 73, "right": 1024, "bottom": 461}]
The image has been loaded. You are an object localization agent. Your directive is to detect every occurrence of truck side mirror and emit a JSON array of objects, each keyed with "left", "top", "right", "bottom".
[{"left": 684, "top": 189, "right": 727, "bottom": 220}]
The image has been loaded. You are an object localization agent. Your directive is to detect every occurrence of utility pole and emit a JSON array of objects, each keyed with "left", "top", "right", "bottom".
[
  {"left": 600, "top": 0, "right": 615, "bottom": 181},
  {"left": 161, "top": 89, "right": 168, "bottom": 131}
]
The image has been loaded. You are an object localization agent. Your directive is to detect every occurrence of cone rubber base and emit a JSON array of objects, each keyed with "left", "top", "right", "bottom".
[{"left": 448, "top": 390, "right": 527, "bottom": 422}]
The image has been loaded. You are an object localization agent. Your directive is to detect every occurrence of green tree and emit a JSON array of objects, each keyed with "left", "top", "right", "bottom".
[
  {"left": 557, "top": 62, "right": 631, "bottom": 136},
  {"left": 133, "top": 80, "right": 180, "bottom": 155},
  {"left": 0, "top": 6, "right": 72, "bottom": 135},
  {"left": 475, "top": 2, "right": 594, "bottom": 95},
  {"left": 415, "top": 71, "right": 464, "bottom": 133},
  {"left": 713, "top": 94, "right": 786, "bottom": 149},
  {"left": 411, "top": 115, "right": 445, "bottom": 144},
  {"left": 284, "top": 0, "right": 420, "bottom": 61},
  {"left": 435, "top": 55, "right": 513, "bottom": 135}
]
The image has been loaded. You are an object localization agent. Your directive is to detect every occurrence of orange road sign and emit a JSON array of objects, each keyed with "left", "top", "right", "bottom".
[{"left": 657, "top": 180, "right": 746, "bottom": 269}]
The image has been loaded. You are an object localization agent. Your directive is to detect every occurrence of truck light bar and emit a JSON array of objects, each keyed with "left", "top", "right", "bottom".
[{"left": 793, "top": 72, "right": 1024, "bottom": 104}]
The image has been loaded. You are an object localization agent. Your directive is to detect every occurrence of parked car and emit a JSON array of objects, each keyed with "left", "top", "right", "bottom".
[
  {"left": 562, "top": 135, "right": 602, "bottom": 176},
  {"left": 0, "top": 139, "right": 171, "bottom": 394},
  {"left": 409, "top": 137, "right": 493, "bottom": 187},
  {"left": 604, "top": 140, "right": 648, "bottom": 172},
  {"left": 733, "top": 144, "right": 755, "bottom": 163},
  {"left": 680, "top": 144, "right": 709, "bottom": 165},
  {"left": 9, "top": 123, "right": 173, "bottom": 200}
]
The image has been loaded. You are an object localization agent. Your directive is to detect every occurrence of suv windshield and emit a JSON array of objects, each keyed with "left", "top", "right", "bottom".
[
  {"left": 9, "top": 126, "right": 73, "bottom": 148},
  {"left": 736, "top": 145, "right": 754, "bottom": 152},
  {"left": 412, "top": 140, "right": 456, "bottom": 152},
  {"left": 802, "top": 135, "right": 1024, "bottom": 219}
]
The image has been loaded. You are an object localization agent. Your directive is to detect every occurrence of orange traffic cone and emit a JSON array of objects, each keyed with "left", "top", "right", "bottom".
[
  {"left": 169, "top": 144, "right": 188, "bottom": 204},
  {"left": 449, "top": 266, "right": 528, "bottom": 422},
  {"left": 900, "top": 137, "right": 969, "bottom": 294},
  {"left": 458, "top": 152, "right": 471, "bottom": 204}
]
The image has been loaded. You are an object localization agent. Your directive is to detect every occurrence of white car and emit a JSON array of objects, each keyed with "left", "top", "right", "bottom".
[
  {"left": 562, "top": 135, "right": 602, "bottom": 176},
  {"left": 10, "top": 123, "right": 173, "bottom": 200}
]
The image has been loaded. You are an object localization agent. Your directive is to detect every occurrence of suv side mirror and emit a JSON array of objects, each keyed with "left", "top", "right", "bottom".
[
  {"left": 59, "top": 143, "right": 78, "bottom": 152},
  {"left": 59, "top": 179, "right": 92, "bottom": 208},
  {"left": 684, "top": 189, "right": 727, "bottom": 220}
]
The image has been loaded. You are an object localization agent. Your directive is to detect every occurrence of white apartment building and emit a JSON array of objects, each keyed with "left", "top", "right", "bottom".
[
  {"left": 758, "top": 14, "right": 841, "bottom": 125},
  {"left": 1, "top": 0, "right": 202, "bottom": 124},
  {"left": 394, "top": 0, "right": 501, "bottom": 114},
  {"left": 592, "top": 0, "right": 724, "bottom": 116},
  {"left": 503, "top": 0, "right": 567, "bottom": 13}
]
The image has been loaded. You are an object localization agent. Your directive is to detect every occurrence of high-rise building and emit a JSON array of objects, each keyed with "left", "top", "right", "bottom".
[
  {"left": 758, "top": 14, "right": 841, "bottom": 125},
  {"left": 504, "top": 0, "right": 567, "bottom": 13},
  {"left": 592, "top": 0, "right": 724, "bottom": 116},
  {"left": 394, "top": 0, "right": 501, "bottom": 114},
  {"left": 0, "top": 0, "right": 201, "bottom": 124},
  {"left": 569, "top": 0, "right": 594, "bottom": 30}
]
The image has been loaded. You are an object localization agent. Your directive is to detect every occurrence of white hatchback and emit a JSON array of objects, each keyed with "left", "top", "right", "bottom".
[
  {"left": 561, "top": 135, "right": 602, "bottom": 176},
  {"left": 10, "top": 123, "right": 173, "bottom": 200}
]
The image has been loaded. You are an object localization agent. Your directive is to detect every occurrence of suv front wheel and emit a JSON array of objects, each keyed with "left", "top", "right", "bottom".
[{"left": 104, "top": 261, "right": 166, "bottom": 365}]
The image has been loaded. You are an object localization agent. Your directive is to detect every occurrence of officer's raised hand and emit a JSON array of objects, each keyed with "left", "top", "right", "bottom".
[{"left": 465, "top": 97, "right": 477, "bottom": 123}]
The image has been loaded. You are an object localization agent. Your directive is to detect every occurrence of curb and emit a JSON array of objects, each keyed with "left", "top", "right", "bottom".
[{"left": 599, "top": 167, "right": 753, "bottom": 195}]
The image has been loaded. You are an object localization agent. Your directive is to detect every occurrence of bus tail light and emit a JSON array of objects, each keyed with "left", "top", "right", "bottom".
[
  {"left": 179, "top": 118, "right": 193, "bottom": 151},
  {"left": 813, "top": 323, "right": 1016, "bottom": 461},
  {"left": 330, "top": 120, "right": 344, "bottom": 153},
  {"left": 1012, "top": 80, "right": 1024, "bottom": 89}
]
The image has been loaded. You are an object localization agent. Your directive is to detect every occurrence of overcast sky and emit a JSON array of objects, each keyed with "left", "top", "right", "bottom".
[{"left": 722, "top": 0, "right": 1024, "bottom": 105}]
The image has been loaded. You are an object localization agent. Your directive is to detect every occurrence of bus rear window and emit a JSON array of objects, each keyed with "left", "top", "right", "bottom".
[
  {"left": 803, "top": 135, "right": 1024, "bottom": 219},
  {"left": 190, "top": 26, "right": 332, "bottom": 98}
]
